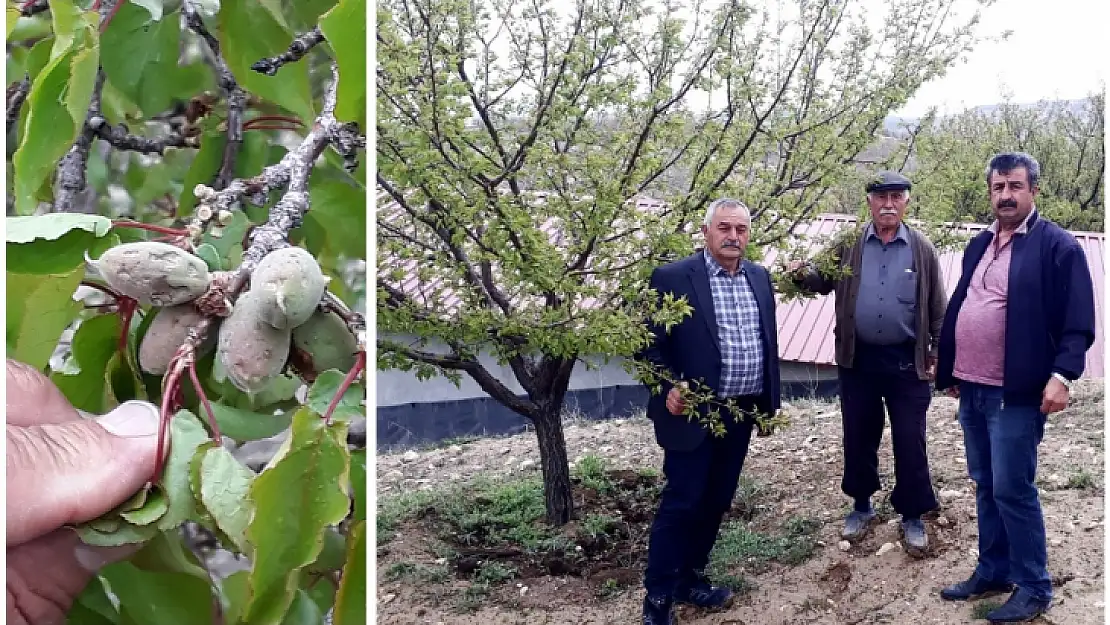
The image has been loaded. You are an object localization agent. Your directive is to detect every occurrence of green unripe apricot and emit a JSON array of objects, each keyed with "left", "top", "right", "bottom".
[
  {"left": 217, "top": 290, "right": 291, "bottom": 394},
  {"left": 292, "top": 309, "right": 358, "bottom": 373},
  {"left": 96, "top": 242, "right": 211, "bottom": 306},
  {"left": 138, "top": 305, "right": 214, "bottom": 375},
  {"left": 250, "top": 247, "right": 328, "bottom": 330}
]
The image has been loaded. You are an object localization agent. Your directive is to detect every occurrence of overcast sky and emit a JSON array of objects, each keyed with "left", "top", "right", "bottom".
[{"left": 896, "top": 0, "right": 1107, "bottom": 116}]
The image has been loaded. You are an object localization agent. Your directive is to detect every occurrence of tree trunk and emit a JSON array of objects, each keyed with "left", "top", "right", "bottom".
[{"left": 532, "top": 408, "right": 574, "bottom": 525}]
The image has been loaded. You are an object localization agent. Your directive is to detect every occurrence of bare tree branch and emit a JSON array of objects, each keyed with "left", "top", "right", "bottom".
[
  {"left": 7, "top": 75, "right": 30, "bottom": 134},
  {"left": 251, "top": 26, "right": 325, "bottom": 76}
]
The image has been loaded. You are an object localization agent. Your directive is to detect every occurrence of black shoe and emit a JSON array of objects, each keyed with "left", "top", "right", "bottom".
[
  {"left": 985, "top": 589, "right": 1051, "bottom": 623},
  {"left": 675, "top": 572, "right": 734, "bottom": 610},
  {"left": 642, "top": 594, "right": 674, "bottom": 625},
  {"left": 940, "top": 573, "right": 1014, "bottom": 601}
]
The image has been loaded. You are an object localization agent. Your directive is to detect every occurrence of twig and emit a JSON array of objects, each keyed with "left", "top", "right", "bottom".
[
  {"left": 18, "top": 0, "right": 48, "bottom": 17},
  {"left": 112, "top": 220, "right": 190, "bottom": 236},
  {"left": 188, "top": 359, "right": 222, "bottom": 440},
  {"left": 182, "top": 0, "right": 247, "bottom": 191},
  {"left": 89, "top": 116, "right": 198, "bottom": 154},
  {"left": 53, "top": 71, "right": 106, "bottom": 212},
  {"left": 251, "top": 26, "right": 325, "bottom": 76},
  {"left": 7, "top": 75, "right": 30, "bottom": 134},
  {"left": 321, "top": 291, "right": 367, "bottom": 348}
]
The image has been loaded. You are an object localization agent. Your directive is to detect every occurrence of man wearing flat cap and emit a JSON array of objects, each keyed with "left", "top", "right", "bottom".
[{"left": 788, "top": 171, "right": 948, "bottom": 552}]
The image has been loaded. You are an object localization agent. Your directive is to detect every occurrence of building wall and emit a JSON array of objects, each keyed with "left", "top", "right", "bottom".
[{"left": 377, "top": 334, "right": 839, "bottom": 450}]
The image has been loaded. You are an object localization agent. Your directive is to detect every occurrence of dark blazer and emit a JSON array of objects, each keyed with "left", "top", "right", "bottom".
[
  {"left": 638, "top": 252, "right": 781, "bottom": 452},
  {"left": 936, "top": 211, "right": 1096, "bottom": 405}
]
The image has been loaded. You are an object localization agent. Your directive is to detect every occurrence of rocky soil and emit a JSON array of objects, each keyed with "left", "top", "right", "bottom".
[{"left": 377, "top": 382, "right": 1105, "bottom": 625}]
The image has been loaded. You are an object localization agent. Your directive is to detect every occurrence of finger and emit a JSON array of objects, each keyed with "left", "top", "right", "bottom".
[
  {"left": 6, "top": 401, "right": 164, "bottom": 546},
  {"left": 7, "top": 529, "right": 141, "bottom": 625},
  {"left": 5, "top": 360, "right": 83, "bottom": 427}
]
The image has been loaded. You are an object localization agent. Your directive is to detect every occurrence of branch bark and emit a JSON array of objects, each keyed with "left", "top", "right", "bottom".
[
  {"left": 252, "top": 26, "right": 325, "bottom": 76},
  {"left": 6, "top": 75, "right": 30, "bottom": 134}
]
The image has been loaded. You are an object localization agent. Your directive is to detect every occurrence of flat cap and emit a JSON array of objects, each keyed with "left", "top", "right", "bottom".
[{"left": 865, "top": 171, "right": 912, "bottom": 193}]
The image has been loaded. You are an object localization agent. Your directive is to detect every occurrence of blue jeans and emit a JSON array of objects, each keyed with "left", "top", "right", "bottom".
[{"left": 958, "top": 382, "right": 1051, "bottom": 601}]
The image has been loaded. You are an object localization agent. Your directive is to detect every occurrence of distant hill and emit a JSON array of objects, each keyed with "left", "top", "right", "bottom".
[{"left": 882, "top": 98, "right": 1090, "bottom": 137}]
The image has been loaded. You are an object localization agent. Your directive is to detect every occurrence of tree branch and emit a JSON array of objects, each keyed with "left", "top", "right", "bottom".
[
  {"left": 89, "top": 117, "right": 198, "bottom": 154},
  {"left": 183, "top": 0, "right": 248, "bottom": 190},
  {"left": 252, "top": 26, "right": 325, "bottom": 76},
  {"left": 53, "top": 71, "right": 105, "bottom": 213},
  {"left": 7, "top": 75, "right": 30, "bottom": 134}
]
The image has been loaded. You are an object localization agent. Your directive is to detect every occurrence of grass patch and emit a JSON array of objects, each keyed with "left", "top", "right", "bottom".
[
  {"left": 707, "top": 515, "right": 821, "bottom": 584},
  {"left": 971, "top": 599, "right": 1003, "bottom": 620},
  {"left": 475, "top": 561, "right": 517, "bottom": 584},
  {"left": 384, "top": 561, "right": 451, "bottom": 584},
  {"left": 1067, "top": 469, "right": 1097, "bottom": 490},
  {"left": 575, "top": 455, "right": 614, "bottom": 493}
]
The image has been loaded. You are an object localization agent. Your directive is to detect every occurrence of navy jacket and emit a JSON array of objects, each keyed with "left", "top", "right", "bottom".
[
  {"left": 936, "top": 211, "right": 1096, "bottom": 405},
  {"left": 637, "top": 252, "right": 781, "bottom": 452}
]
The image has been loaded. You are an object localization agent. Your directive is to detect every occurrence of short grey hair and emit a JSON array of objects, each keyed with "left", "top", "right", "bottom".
[
  {"left": 704, "top": 198, "right": 751, "bottom": 226},
  {"left": 986, "top": 151, "right": 1041, "bottom": 188}
]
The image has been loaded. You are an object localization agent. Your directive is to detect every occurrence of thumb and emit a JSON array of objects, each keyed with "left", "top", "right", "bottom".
[{"left": 6, "top": 401, "right": 163, "bottom": 546}]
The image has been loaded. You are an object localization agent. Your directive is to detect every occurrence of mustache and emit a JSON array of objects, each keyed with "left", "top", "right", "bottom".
[
  {"left": 997, "top": 200, "right": 1018, "bottom": 209},
  {"left": 721, "top": 241, "right": 741, "bottom": 248}
]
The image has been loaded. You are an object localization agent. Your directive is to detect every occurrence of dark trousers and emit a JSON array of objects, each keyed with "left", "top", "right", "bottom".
[
  {"left": 958, "top": 382, "right": 1051, "bottom": 600},
  {"left": 839, "top": 341, "right": 938, "bottom": 518},
  {"left": 644, "top": 403, "right": 755, "bottom": 598}
]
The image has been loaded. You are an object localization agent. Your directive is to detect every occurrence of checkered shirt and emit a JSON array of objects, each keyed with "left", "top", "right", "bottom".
[{"left": 704, "top": 250, "right": 764, "bottom": 397}]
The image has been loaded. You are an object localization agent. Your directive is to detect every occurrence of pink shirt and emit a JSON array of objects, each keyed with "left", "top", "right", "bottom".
[{"left": 952, "top": 213, "right": 1033, "bottom": 386}]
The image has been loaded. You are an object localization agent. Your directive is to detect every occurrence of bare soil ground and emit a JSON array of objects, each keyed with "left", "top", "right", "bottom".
[{"left": 376, "top": 381, "right": 1104, "bottom": 625}]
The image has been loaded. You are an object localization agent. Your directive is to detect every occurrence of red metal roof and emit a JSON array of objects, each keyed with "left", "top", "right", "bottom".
[{"left": 774, "top": 214, "right": 1105, "bottom": 379}]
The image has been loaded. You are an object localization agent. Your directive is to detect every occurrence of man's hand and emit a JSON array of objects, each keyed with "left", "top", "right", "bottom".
[
  {"left": 945, "top": 385, "right": 959, "bottom": 399},
  {"left": 6, "top": 360, "right": 164, "bottom": 625},
  {"left": 1041, "top": 376, "right": 1070, "bottom": 415},
  {"left": 786, "top": 260, "right": 808, "bottom": 277},
  {"left": 925, "top": 355, "right": 937, "bottom": 381},
  {"left": 666, "top": 382, "right": 688, "bottom": 415}
]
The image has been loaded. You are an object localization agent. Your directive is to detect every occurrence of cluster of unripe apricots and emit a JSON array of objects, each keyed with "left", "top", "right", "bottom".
[{"left": 92, "top": 241, "right": 357, "bottom": 393}]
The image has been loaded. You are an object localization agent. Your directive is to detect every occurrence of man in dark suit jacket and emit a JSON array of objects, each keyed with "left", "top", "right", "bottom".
[{"left": 637, "top": 198, "right": 781, "bottom": 625}]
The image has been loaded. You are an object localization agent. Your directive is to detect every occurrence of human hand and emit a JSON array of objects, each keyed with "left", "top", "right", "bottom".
[
  {"left": 786, "top": 260, "right": 807, "bottom": 277},
  {"left": 925, "top": 356, "right": 937, "bottom": 381},
  {"left": 1040, "top": 377, "right": 1069, "bottom": 415},
  {"left": 945, "top": 385, "right": 959, "bottom": 399},
  {"left": 665, "top": 382, "right": 688, "bottom": 415},
  {"left": 6, "top": 359, "right": 165, "bottom": 625}
]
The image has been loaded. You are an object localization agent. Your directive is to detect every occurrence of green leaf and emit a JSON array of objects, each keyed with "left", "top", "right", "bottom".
[
  {"left": 306, "top": 528, "right": 346, "bottom": 574},
  {"left": 220, "top": 571, "right": 250, "bottom": 625},
  {"left": 7, "top": 6, "right": 22, "bottom": 40},
  {"left": 195, "top": 243, "right": 222, "bottom": 271},
  {"left": 243, "top": 409, "right": 350, "bottom": 625},
  {"left": 304, "top": 576, "right": 337, "bottom": 616},
  {"left": 128, "top": 523, "right": 211, "bottom": 580},
  {"left": 349, "top": 448, "right": 366, "bottom": 523},
  {"left": 281, "top": 589, "right": 324, "bottom": 625},
  {"left": 7, "top": 224, "right": 116, "bottom": 274},
  {"left": 200, "top": 209, "right": 249, "bottom": 267},
  {"left": 188, "top": 440, "right": 239, "bottom": 548},
  {"left": 119, "top": 488, "right": 168, "bottom": 525},
  {"left": 68, "top": 576, "right": 122, "bottom": 625},
  {"left": 76, "top": 516, "right": 159, "bottom": 547},
  {"left": 49, "top": 0, "right": 94, "bottom": 60},
  {"left": 13, "top": 50, "right": 81, "bottom": 214},
  {"left": 130, "top": 0, "right": 163, "bottom": 21},
  {"left": 6, "top": 214, "right": 113, "bottom": 242},
  {"left": 64, "top": 32, "right": 100, "bottom": 124},
  {"left": 5, "top": 268, "right": 83, "bottom": 370},
  {"left": 177, "top": 124, "right": 226, "bottom": 217},
  {"left": 100, "top": 562, "right": 215, "bottom": 625},
  {"left": 51, "top": 314, "right": 122, "bottom": 413},
  {"left": 235, "top": 129, "right": 273, "bottom": 178},
  {"left": 196, "top": 445, "right": 256, "bottom": 554},
  {"left": 157, "top": 410, "right": 212, "bottom": 531},
  {"left": 101, "top": 2, "right": 179, "bottom": 118},
  {"left": 306, "top": 369, "right": 364, "bottom": 422},
  {"left": 318, "top": 0, "right": 365, "bottom": 128},
  {"left": 333, "top": 521, "right": 366, "bottom": 625},
  {"left": 108, "top": 348, "right": 142, "bottom": 404},
  {"left": 300, "top": 174, "right": 365, "bottom": 259},
  {"left": 210, "top": 402, "right": 292, "bottom": 442},
  {"left": 24, "top": 36, "right": 54, "bottom": 82},
  {"left": 218, "top": 1, "right": 314, "bottom": 122}
]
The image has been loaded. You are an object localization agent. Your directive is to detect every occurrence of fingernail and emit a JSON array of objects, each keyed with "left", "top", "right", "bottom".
[
  {"left": 96, "top": 401, "right": 160, "bottom": 438},
  {"left": 73, "top": 540, "right": 143, "bottom": 573}
]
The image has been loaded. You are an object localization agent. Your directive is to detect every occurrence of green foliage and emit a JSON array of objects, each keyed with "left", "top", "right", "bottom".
[
  {"left": 377, "top": 0, "right": 991, "bottom": 523},
  {"left": 899, "top": 93, "right": 1105, "bottom": 232},
  {"left": 6, "top": 1, "right": 366, "bottom": 623}
]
